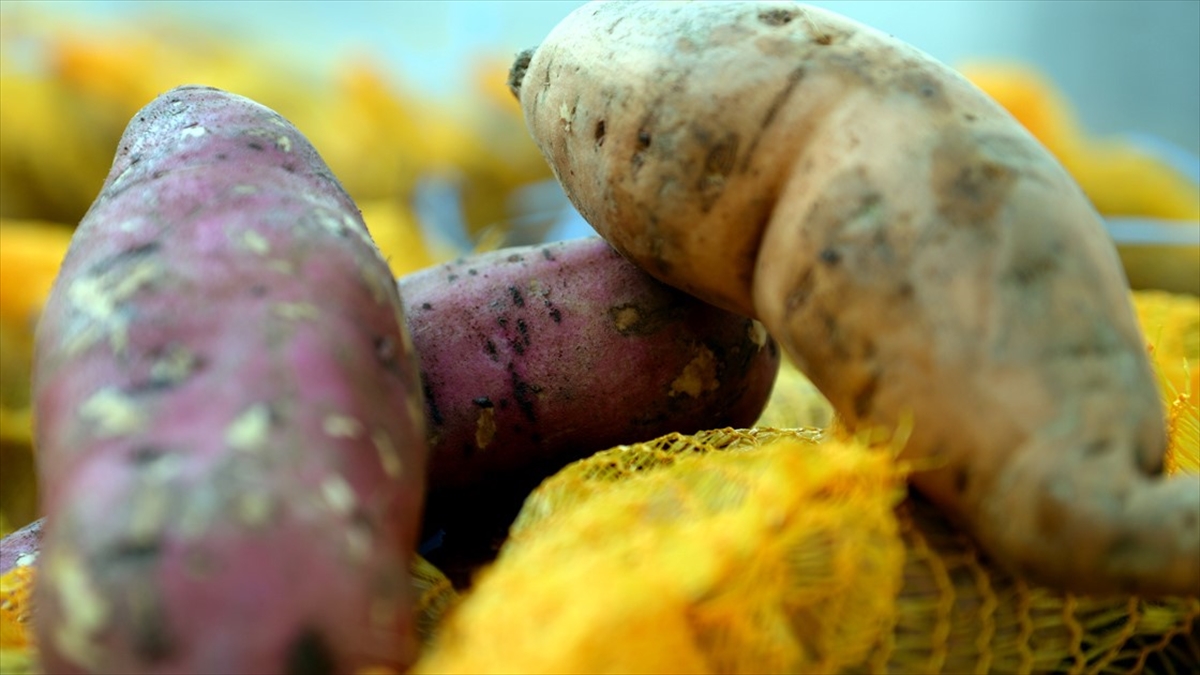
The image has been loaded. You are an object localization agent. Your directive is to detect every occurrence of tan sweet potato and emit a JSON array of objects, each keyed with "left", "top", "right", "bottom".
[
  {"left": 512, "top": 1, "right": 1199, "bottom": 596},
  {"left": 32, "top": 85, "right": 428, "bottom": 673}
]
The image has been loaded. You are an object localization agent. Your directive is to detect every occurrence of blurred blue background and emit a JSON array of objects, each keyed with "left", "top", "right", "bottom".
[{"left": 4, "top": 0, "right": 1198, "bottom": 153}]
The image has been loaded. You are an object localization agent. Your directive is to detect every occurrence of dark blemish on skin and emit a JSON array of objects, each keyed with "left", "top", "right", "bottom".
[
  {"left": 130, "top": 446, "right": 167, "bottom": 465},
  {"left": 88, "top": 242, "right": 162, "bottom": 277},
  {"left": 509, "top": 286, "right": 525, "bottom": 307},
  {"left": 282, "top": 163, "right": 297, "bottom": 174},
  {"left": 853, "top": 372, "right": 879, "bottom": 419},
  {"left": 964, "top": 113, "right": 978, "bottom": 122},
  {"left": 821, "top": 310, "right": 849, "bottom": 361},
  {"left": 541, "top": 247, "right": 556, "bottom": 261},
  {"left": 636, "top": 129, "right": 652, "bottom": 150},
  {"left": 953, "top": 466, "right": 970, "bottom": 495},
  {"left": 421, "top": 302, "right": 432, "bottom": 310},
  {"left": 216, "top": 153, "right": 228, "bottom": 161},
  {"left": 107, "top": 539, "right": 163, "bottom": 565},
  {"left": 819, "top": 248, "right": 841, "bottom": 265},
  {"left": 131, "top": 604, "right": 174, "bottom": 664},
  {"left": 472, "top": 397, "right": 494, "bottom": 409},
  {"left": 447, "top": 274, "right": 459, "bottom": 283},
  {"left": 1138, "top": 442, "right": 1164, "bottom": 476},
  {"left": 247, "top": 141, "right": 265, "bottom": 151},
  {"left": 374, "top": 335, "right": 397, "bottom": 367},
  {"left": 1007, "top": 255, "right": 1058, "bottom": 287},
  {"left": 785, "top": 268, "right": 815, "bottom": 311},
  {"left": 549, "top": 307, "right": 562, "bottom": 323},
  {"left": 121, "top": 574, "right": 176, "bottom": 663},
  {"left": 284, "top": 629, "right": 336, "bottom": 675},
  {"left": 468, "top": 268, "right": 478, "bottom": 276},
  {"left": 740, "top": 66, "right": 805, "bottom": 173},
  {"left": 507, "top": 253, "right": 524, "bottom": 263},
  {"left": 125, "top": 375, "right": 180, "bottom": 396},
  {"left": 423, "top": 379, "right": 443, "bottom": 426},
  {"left": 350, "top": 508, "right": 376, "bottom": 538},
  {"left": 757, "top": 8, "right": 797, "bottom": 25},
  {"left": 697, "top": 132, "right": 740, "bottom": 212},
  {"left": 896, "top": 281, "right": 915, "bottom": 300},
  {"left": 497, "top": 317, "right": 509, "bottom": 329},
  {"left": 1084, "top": 439, "right": 1112, "bottom": 458},
  {"left": 484, "top": 339, "right": 498, "bottom": 361},
  {"left": 516, "top": 319, "right": 530, "bottom": 345},
  {"left": 595, "top": 120, "right": 607, "bottom": 147},
  {"left": 955, "top": 162, "right": 1012, "bottom": 199},
  {"left": 509, "top": 369, "right": 541, "bottom": 423},
  {"left": 151, "top": 170, "right": 166, "bottom": 180},
  {"left": 934, "top": 133, "right": 1018, "bottom": 229}
]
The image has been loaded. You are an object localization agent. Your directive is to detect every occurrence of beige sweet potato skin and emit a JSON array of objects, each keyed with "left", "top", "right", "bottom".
[
  {"left": 515, "top": 1, "right": 1199, "bottom": 595},
  {"left": 32, "top": 85, "right": 427, "bottom": 673}
]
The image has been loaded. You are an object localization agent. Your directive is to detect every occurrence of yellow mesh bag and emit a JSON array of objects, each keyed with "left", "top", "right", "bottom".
[
  {"left": 417, "top": 422, "right": 1199, "bottom": 674},
  {"left": 417, "top": 428, "right": 908, "bottom": 674},
  {"left": 1134, "top": 290, "right": 1200, "bottom": 405},
  {"left": 411, "top": 554, "right": 461, "bottom": 646},
  {"left": 0, "top": 566, "right": 37, "bottom": 674},
  {"left": 879, "top": 495, "right": 1200, "bottom": 675}
]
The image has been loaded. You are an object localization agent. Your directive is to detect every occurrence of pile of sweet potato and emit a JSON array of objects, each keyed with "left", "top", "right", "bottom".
[
  {"left": 16, "top": 80, "right": 779, "bottom": 673},
  {"left": 2, "top": 1, "right": 1198, "bottom": 674}
]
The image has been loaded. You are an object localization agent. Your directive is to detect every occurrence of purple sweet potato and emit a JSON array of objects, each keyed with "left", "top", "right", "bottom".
[
  {"left": 31, "top": 85, "right": 428, "bottom": 674},
  {"left": 0, "top": 517, "right": 42, "bottom": 577},
  {"left": 402, "top": 237, "right": 779, "bottom": 585},
  {"left": 401, "top": 237, "right": 781, "bottom": 492}
]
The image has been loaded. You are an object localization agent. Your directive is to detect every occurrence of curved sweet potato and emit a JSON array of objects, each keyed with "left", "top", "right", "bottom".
[
  {"left": 32, "top": 85, "right": 428, "bottom": 674},
  {"left": 403, "top": 236, "right": 780, "bottom": 491},
  {"left": 512, "top": 1, "right": 1199, "bottom": 595},
  {"left": 403, "top": 237, "right": 779, "bottom": 584}
]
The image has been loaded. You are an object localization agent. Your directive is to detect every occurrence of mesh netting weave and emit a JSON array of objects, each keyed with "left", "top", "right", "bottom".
[{"left": 417, "top": 427, "right": 1199, "bottom": 674}]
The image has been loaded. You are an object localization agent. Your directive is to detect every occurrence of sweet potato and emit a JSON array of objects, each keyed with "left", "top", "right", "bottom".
[
  {"left": 402, "top": 237, "right": 779, "bottom": 583},
  {"left": 403, "top": 236, "right": 780, "bottom": 490},
  {"left": 1, "top": 519, "right": 461, "bottom": 659},
  {"left": 31, "top": 85, "right": 428, "bottom": 673},
  {"left": 0, "top": 518, "right": 42, "bottom": 577},
  {"left": 512, "top": 1, "right": 1199, "bottom": 595}
]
